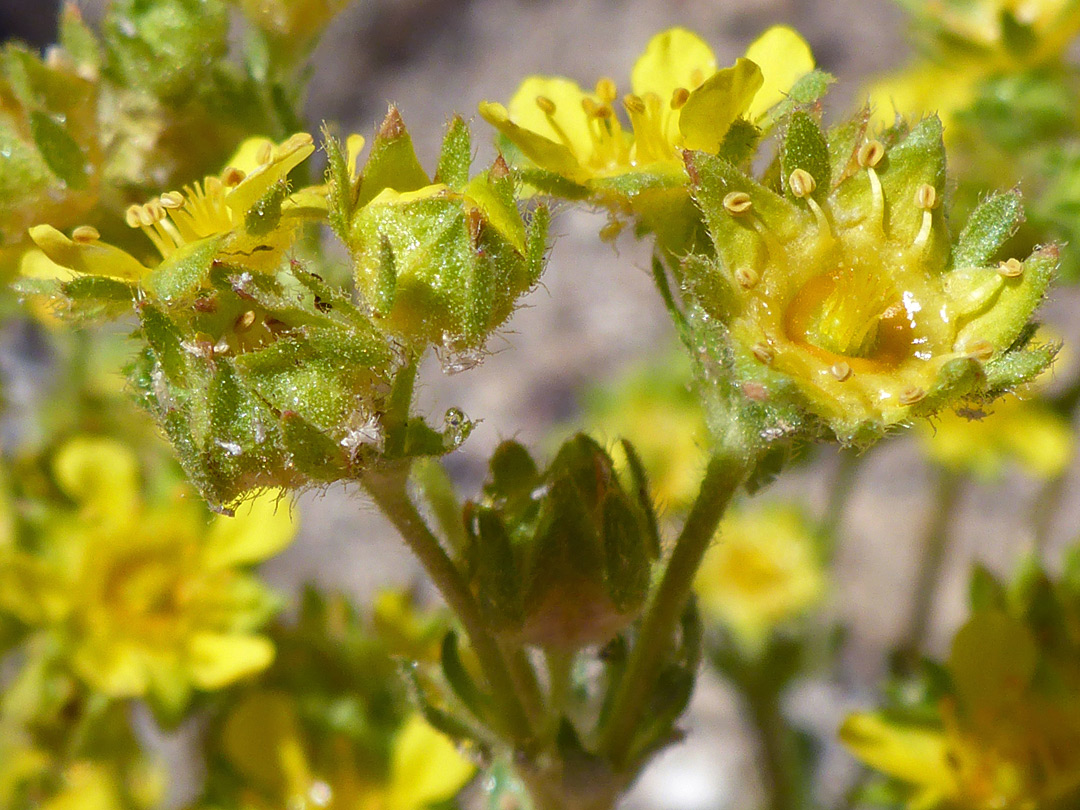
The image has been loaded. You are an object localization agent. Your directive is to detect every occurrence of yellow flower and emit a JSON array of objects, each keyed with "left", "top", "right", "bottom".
[
  {"left": 694, "top": 504, "right": 825, "bottom": 651},
  {"left": 221, "top": 692, "right": 474, "bottom": 810},
  {"left": 28, "top": 132, "right": 316, "bottom": 289},
  {"left": 0, "top": 437, "right": 296, "bottom": 710},
  {"left": 686, "top": 117, "right": 1056, "bottom": 442},
  {"left": 928, "top": 0, "right": 1080, "bottom": 59},
  {"left": 479, "top": 26, "right": 813, "bottom": 190}
]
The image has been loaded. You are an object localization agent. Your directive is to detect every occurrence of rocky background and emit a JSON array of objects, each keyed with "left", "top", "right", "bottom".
[{"left": 6, "top": 1, "right": 1080, "bottom": 808}]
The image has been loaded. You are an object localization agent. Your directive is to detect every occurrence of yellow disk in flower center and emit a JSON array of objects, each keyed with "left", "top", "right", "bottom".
[{"left": 784, "top": 265, "right": 915, "bottom": 369}]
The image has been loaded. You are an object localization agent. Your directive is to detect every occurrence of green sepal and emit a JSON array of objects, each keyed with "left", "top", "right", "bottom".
[
  {"left": 953, "top": 191, "right": 1025, "bottom": 269},
  {"left": 244, "top": 180, "right": 287, "bottom": 237},
  {"left": 469, "top": 506, "right": 524, "bottom": 630},
  {"left": 322, "top": 127, "right": 355, "bottom": 240},
  {"left": 440, "top": 630, "right": 492, "bottom": 721},
  {"left": 14, "top": 275, "right": 134, "bottom": 323},
  {"left": 526, "top": 204, "right": 550, "bottom": 286},
  {"left": 143, "top": 235, "right": 224, "bottom": 304},
  {"left": 757, "top": 69, "right": 835, "bottom": 132},
  {"left": 877, "top": 116, "right": 947, "bottom": 249},
  {"left": 910, "top": 357, "right": 981, "bottom": 418},
  {"left": 781, "top": 111, "right": 830, "bottom": 202},
  {"left": 719, "top": 118, "right": 763, "bottom": 167},
  {"left": 517, "top": 166, "right": 590, "bottom": 200},
  {"left": 412, "top": 459, "right": 467, "bottom": 555},
  {"left": 355, "top": 106, "right": 430, "bottom": 208},
  {"left": 617, "top": 439, "right": 661, "bottom": 559},
  {"left": 29, "top": 110, "right": 89, "bottom": 190},
  {"left": 59, "top": 4, "right": 102, "bottom": 74},
  {"left": 826, "top": 105, "right": 870, "bottom": 188},
  {"left": 983, "top": 344, "right": 1056, "bottom": 392},
  {"left": 969, "top": 564, "right": 1008, "bottom": 612},
  {"left": 602, "top": 494, "right": 650, "bottom": 614},
  {"left": 402, "top": 662, "right": 494, "bottom": 756},
  {"left": 436, "top": 116, "right": 471, "bottom": 190}
]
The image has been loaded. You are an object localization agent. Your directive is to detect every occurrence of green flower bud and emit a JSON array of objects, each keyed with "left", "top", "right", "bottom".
[
  {"left": 683, "top": 111, "right": 1056, "bottom": 445},
  {"left": 464, "top": 435, "right": 660, "bottom": 650},
  {"left": 337, "top": 109, "right": 548, "bottom": 353}
]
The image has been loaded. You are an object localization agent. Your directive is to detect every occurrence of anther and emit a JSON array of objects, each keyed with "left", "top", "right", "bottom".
[
  {"left": 285, "top": 132, "right": 314, "bottom": 150},
  {"left": 830, "top": 362, "right": 853, "bottom": 381},
  {"left": 234, "top": 310, "right": 257, "bottom": 332},
  {"left": 146, "top": 200, "right": 166, "bottom": 222},
  {"left": 915, "top": 184, "right": 937, "bottom": 210},
  {"left": 222, "top": 167, "right": 246, "bottom": 187},
  {"left": 899, "top": 386, "right": 926, "bottom": 406},
  {"left": 72, "top": 225, "right": 100, "bottom": 244},
  {"left": 963, "top": 339, "right": 995, "bottom": 362},
  {"left": 595, "top": 77, "right": 617, "bottom": 103},
  {"left": 256, "top": 141, "right": 274, "bottom": 165},
  {"left": 623, "top": 94, "right": 646, "bottom": 115},
  {"left": 858, "top": 140, "right": 885, "bottom": 169},
  {"left": 742, "top": 382, "right": 769, "bottom": 402},
  {"left": 998, "top": 258, "right": 1024, "bottom": 278},
  {"left": 670, "top": 87, "right": 690, "bottom": 110},
  {"left": 136, "top": 206, "right": 156, "bottom": 228},
  {"left": 535, "top": 95, "right": 557, "bottom": 115},
  {"left": 160, "top": 191, "right": 185, "bottom": 209},
  {"left": 125, "top": 206, "right": 142, "bottom": 228},
  {"left": 789, "top": 169, "right": 816, "bottom": 198},
  {"left": 752, "top": 343, "right": 774, "bottom": 365},
  {"left": 734, "top": 267, "right": 759, "bottom": 289},
  {"left": 204, "top": 176, "right": 224, "bottom": 196},
  {"left": 723, "top": 191, "right": 753, "bottom": 215}
]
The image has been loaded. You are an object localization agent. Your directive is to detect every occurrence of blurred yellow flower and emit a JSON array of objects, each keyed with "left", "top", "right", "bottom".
[
  {"left": 479, "top": 26, "right": 813, "bottom": 189},
  {"left": 918, "top": 393, "right": 1073, "bottom": 481},
  {"left": 0, "top": 437, "right": 296, "bottom": 711},
  {"left": 28, "top": 132, "right": 316, "bottom": 284},
  {"left": 694, "top": 504, "right": 825, "bottom": 650},
  {"left": 221, "top": 691, "right": 474, "bottom": 810}
]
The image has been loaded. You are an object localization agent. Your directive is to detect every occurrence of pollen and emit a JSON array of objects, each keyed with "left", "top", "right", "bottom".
[
  {"left": 735, "top": 267, "right": 760, "bottom": 289},
  {"left": 858, "top": 140, "right": 886, "bottom": 169},
  {"left": 998, "top": 258, "right": 1024, "bottom": 278},
  {"left": 595, "top": 77, "right": 618, "bottom": 103},
  {"left": 670, "top": 87, "right": 690, "bottom": 110},
  {"left": 724, "top": 192, "right": 753, "bottom": 214},
  {"left": 222, "top": 167, "right": 246, "bottom": 187},
  {"left": 789, "top": 169, "right": 816, "bottom": 198},
  {"left": 71, "top": 225, "right": 100, "bottom": 244},
  {"left": 830, "top": 362, "right": 853, "bottom": 381},
  {"left": 752, "top": 343, "right": 775, "bottom": 364},
  {"left": 914, "top": 184, "right": 937, "bottom": 209}
]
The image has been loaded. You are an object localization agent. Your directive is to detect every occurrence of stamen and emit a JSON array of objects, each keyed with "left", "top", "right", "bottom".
[
  {"left": 898, "top": 386, "right": 926, "bottom": 406},
  {"left": 858, "top": 140, "right": 885, "bottom": 169},
  {"left": 670, "top": 87, "right": 690, "bottom": 110},
  {"left": 830, "top": 362, "right": 853, "bottom": 381},
  {"left": 998, "top": 258, "right": 1024, "bottom": 278},
  {"left": 256, "top": 141, "right": 274, "bottom": 166},
  {"left": 913, "top": 183, "right": 937, "bottom": 249},
  {"left": 125, "top": 206, "right": 142, "bottom": 229},
  {"left": 535, "top": 95, "right": 557, "bottom": 115},
  {"left": 752, "top": 343, "right": 774, "bottom": 364},
  {"left": 222, "top": 167, "right": 246, "bottom": 187},
  {"left": 235, "top": 310, "right": 257, "bottom": 332},
  {"left": 160, "top": 191, "right": 185, "bottom": 209},
  {"left": 595, "top": 77, "right": 617, "bottom": 103},
  {"left": 723, "top": 192, "right": 753, "bottom": 215},
  {"left": 734, "top": 267, "right": 760, "bottom": 289},
  {"left": 622, "top": 94, "right": 646, "bottom": 115},
  {"left": 960, "top": 339, "right": 994, "bottom": 361},
  {"left": 790, "top": 168, "right": 834, "bottom": 238},
  {"left": 72, "top": 225, "right": 99, "bottom": 244}
]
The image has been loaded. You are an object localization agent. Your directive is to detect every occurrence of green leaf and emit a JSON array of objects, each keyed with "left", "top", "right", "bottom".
[{"left": 953, "top": 191, "right": 1025, "bottom": 269}]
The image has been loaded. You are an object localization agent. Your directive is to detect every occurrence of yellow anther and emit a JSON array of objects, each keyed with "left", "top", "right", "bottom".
[
  {"left": 623, "top": 94, "right": 646, "bottom": 115},
  {"left": 789, "top": 169, "right": 816, "bottom": 198},
  {"left": 71, "top": 225, "right": 100, "bottom": 244},
  {"left": 204, "top": 176, "right": 224, "bottom": 196},
  {"left": 582, "top": 98, "right": 612, "bottom": 119},
  {"left": 136, "top": 205, "right": 156, "bottom": 228},
  {"left": 898, "top": 386, "right": 926, "bottom": 406},
  {"left": 234, "top": 310, "right": 257, "bottom": 332},
  {"left": 222, "top": 167, "right": 246, "bottom": 187},
  {"left": 256, "top": 141, "right": 274, "bottom": 165},
  {"left": 595, "top": 77, "right": 618, "bottom": 103},
  {"left": 723, "top": 191, "right": 753, "bottom": 215},
  {"left": 830, "top": 362, "right": 853, "bottom": 382},
  {"left": 160, "top": 191, "right": 185, "bottom": 209},
  {"left": 962, "top": 339, "right": 995, "bottom": 362},
  {"left": 125, "top": 206, "right": 142, "bottom": 229},
  {"left": 535, "top": 95, "right": 557, "bottom": 115},
  {"left": 670, "top": 87, "right": 690, "bottom": 110},
  {"left": 752, "top": 343, "right": 775, "bottom": 365},
  {"left": 734, "top": 267, "right": 760, "bottom": 289},
  {"left": 284, "top": 132, "right": 314, "bottom": 150},
  {"left": 858, "top": 140, "right": 885, "bottom": 169},
  {"left": 998, "top": 258, "right": 1024, "bottom": 278},
  {"left": 146, "top": 200, "right": 166, "bottom": 222},
  {"left": 914, "top": 183, "right": 937, "bottom": 210}
]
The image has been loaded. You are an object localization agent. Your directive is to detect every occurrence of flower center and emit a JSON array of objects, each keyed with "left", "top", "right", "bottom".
[{"left": 785, "top": 265, "right": 914, "bottom": 366}]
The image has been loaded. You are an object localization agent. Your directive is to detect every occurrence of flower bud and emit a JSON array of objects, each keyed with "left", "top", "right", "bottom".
[{"left": 464, "top": 435, "right": 660, "bottom": 650}]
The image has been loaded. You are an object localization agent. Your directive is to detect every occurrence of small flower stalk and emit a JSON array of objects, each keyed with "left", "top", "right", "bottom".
[{"left": 682, "top": 110, "right": 1057, "bottom": 444}]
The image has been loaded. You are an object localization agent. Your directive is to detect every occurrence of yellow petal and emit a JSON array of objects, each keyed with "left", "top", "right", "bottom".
[
  {"left": 631, "top": 27, "right": 717, "bottom": 101},
  {"left": 679, "top": 58, "right": 764, "bottom": 153},
  {"left": 744, "top": 26, "right": 815, "bottom": 120},
  {"left": 221, "top": 691, "right": 305, "bottom": 793},
  {"left": 479, "top": 100, "right": 581, "bottom": 179},
  {"left": 52, "top": 437, "right": 140, "bottom": 527},
  {"left": 839, "top": 713, "right": 955, "bottom": 793},
  {"left": 203, "top": 490, "right": 297, "bottom": 569},
  {"left": 387, "top": 715, "right": 475, "bottom": 810},
  {"left": 18, "top": 247, "right": 76, "bottom": 283},
  {"left": 29, "top": 224, "right": 149, "bottom": 281},
  {"left": 226, "top": 132, "right": 316, "bottom": 217},
  {"left": 73, "top": 639, "right": 149, "bottom": 697},
  {"left": 188, "top": 632, "right": 274, "bottom": 690},
  {"left": 346, "top": 133, "right": 366, "bottom": 179}
]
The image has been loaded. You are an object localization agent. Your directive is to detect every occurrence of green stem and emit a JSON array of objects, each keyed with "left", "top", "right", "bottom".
[
  {"left": 745, "top": 688, "right": 804, "bottom": 810},
  {"left": 600, "top": 452, "right": 749, "bottom": 766},
  {"left": 361, "top": 468, "right": 534, "bottom": 745},
  {"left": 506, "top": 645, "right": 547, "bottom": 729},
  {"left": 897, "top": 468, "right": 963, "bottom": 671}
]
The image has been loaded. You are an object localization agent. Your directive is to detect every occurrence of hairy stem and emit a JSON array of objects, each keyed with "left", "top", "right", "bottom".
[
  {"left": 362, "top": 468, "right": 534, "bottom": 744},
  {"left": 600, "top": 452, "right": 749, "bottom": 766},
  {"left": 745, "top": 688, "right": 805, "bottom": 810}
]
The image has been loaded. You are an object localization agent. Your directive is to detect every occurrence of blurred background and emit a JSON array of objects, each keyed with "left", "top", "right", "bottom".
[{"left": 6, "top": 1, "right": 1080, "bottom": 808}]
